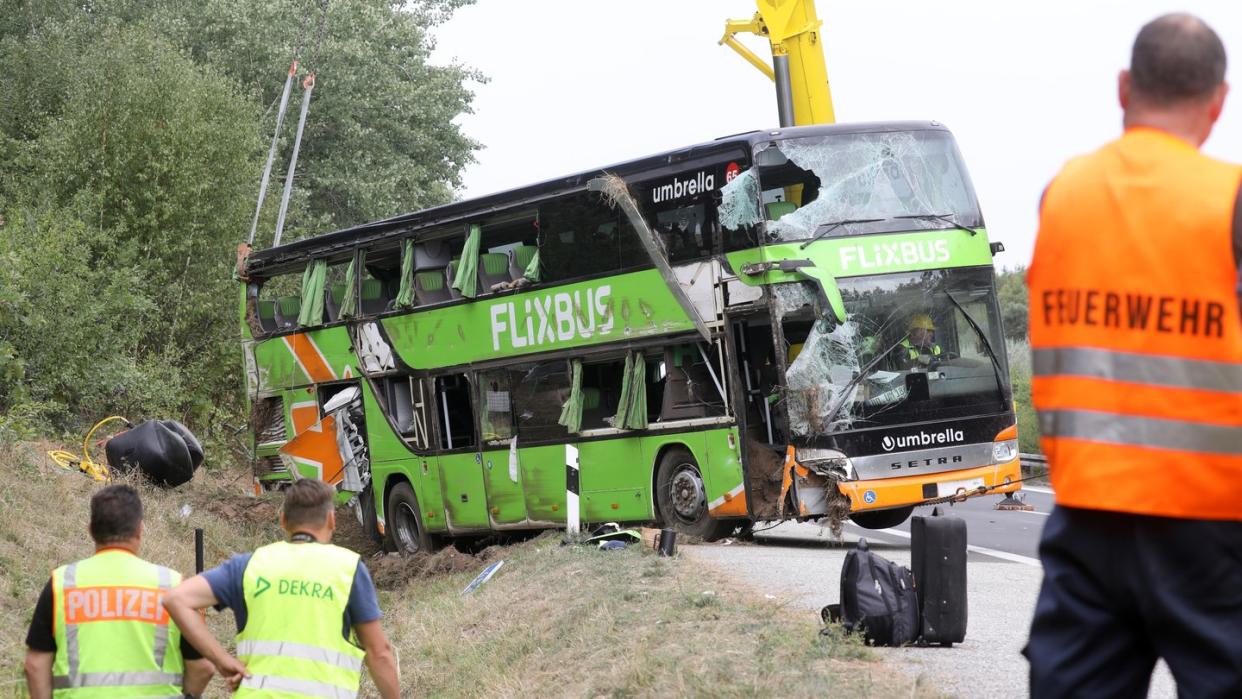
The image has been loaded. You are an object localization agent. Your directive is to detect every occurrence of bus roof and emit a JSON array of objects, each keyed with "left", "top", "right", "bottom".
[{"left": 248, "top": 120, "right": 950, "bottom": 269}]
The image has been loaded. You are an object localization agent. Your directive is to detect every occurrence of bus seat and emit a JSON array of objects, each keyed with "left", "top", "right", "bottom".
[
  {"left": 257, "top": 299, "right": 277, "bottom": 333},
  {"left": 415, "top": 270, "right": 451, "bottom": 305},
  {"left": 414, "top": 240, "right": 451, "bottom": 270},
  {"left": 660, "top": 347, "right": 723, "bottom": 421},
  {"left": 446, "top": 259, "right": 478, "bottom": 299},
  {"left": 509, "top": 245, "right": 538, "bottom": 280},
  {"left": 479, "top": 252, "right": 512, "bottom": 290},
  {"left": 275, "top": 296, "right": 301, "bottom": 330},
  {"left": 580, "top": 387, "right": 603, "bottom": 428},
  {"left": 360, "top": 279, "right": 387, "bottom": 315},
  {"left": 787, "top": 342, "right": 804, "bottom": 363},
  {"left": 389, "top": 381, "right": 414, "bottom": 434},
  {"left": 325, "top": 283, "right": 346, "bottom": 322},
  {"left": 766, "top": 201, "right": 797, "bottom": 221}
]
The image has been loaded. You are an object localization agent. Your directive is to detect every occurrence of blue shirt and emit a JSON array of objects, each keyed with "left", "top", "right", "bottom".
[{"left": 202, "top": 544, "right": 382, "bottom": 642}]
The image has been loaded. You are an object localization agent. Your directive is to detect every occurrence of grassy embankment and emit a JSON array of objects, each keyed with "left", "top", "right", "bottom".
[{"left": 0, "top": 441, "right": 927, "bottom": 698}]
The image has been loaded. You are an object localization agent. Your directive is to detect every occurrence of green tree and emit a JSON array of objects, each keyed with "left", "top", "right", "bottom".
[
  {"left": 1, "top": 24, "right": 261, "bottom": 434},
  {"left": 997, "top": 266, "right": 1028, "bottom": 341},
  {"left": 0, "top": 0, "right": 479, "bottom": 442},
  {"left": 148, "top": 0, "right": 480, "bottom": 238}
]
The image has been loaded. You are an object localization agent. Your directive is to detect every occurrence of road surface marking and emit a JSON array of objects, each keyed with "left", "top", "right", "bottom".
[
  {"left": 1018, "top": 510, "right": 1050, "bottom": 517},
  {"left": 1022, "top": 485, "right": 1055, "bottom": 495},
  {"left": 866, "top": 527, "right": 1043, "bottom": 568}
]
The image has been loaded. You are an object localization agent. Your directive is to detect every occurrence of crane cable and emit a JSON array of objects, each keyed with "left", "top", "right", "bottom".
[
  {"left": 247, "top": 0, "right": 328, "bottom": 247},
  {"left": 273, "top": 0, "right": 330, "bottom": 248},
  {"left": 47, "top": 416, "right": 133, "bottom": 482}
]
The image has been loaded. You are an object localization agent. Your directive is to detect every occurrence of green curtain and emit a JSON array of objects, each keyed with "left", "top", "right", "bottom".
[
  {"left": 395, "top": 239, "right": 415, "bottom": 308},
  {"left": 339, "top": 251, "right": 362, "bottom": 319},
  {"left": 452, "top": 224, "right": 481, "bottom": 299},
  {"left": 612, "top": 351, "right": 648, "bottom": 430},
  {"left": 297, "top": 259, "right": 327, "bottom": 326},
  {"left": 523, "top": 249, "right": 541, "bottom": 281},
  {"left": 558, "top": 359, "right": 583, "bottom": 433}
]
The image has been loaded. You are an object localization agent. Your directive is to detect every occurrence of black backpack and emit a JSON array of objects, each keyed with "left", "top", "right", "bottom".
[{"left": 824, "top": 538, "right": 920, "bottom": 646}]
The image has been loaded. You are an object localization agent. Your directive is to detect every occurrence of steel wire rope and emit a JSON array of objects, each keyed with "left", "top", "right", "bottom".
[
  {"left": 246, "top": 0, "right": 319, "bottom": 246},
  {"left": 273, "top": 0, "right": 331, "bottom": 248}
]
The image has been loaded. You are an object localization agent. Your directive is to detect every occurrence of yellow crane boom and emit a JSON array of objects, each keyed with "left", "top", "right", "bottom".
[{"left": 720, "top": 0, "right": 836, "bottom": 126}]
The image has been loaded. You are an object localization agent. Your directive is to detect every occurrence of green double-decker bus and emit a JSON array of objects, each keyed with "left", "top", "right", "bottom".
[{"left": 238, "top": 121, "right": 1022, "bottom": 553}]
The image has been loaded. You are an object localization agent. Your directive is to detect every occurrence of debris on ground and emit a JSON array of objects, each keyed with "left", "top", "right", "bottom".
[
  {"left": 369, "top": 545, "right": 503, "bottom": 590},
  {"left": 201, "top": 495, "right": 279, "bottom": 527},
  {"left": 995, "top": 491, "right": 1035, "bottom": 511},
  {"left": 461, "top": 560, "right": 505, "bottom": 594}
]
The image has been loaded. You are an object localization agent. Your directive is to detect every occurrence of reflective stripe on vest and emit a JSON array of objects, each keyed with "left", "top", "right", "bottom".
[
  {"left": 235, "top": 640, "right": 365, "bottom": 672},
  {"left": 240, "top": 674, "right": 357, "bottom": 699},
  {"left": 1029, "top": 127, "right": 1242, "bottom": 519},
  {"left": 51, "top": 553, "right": 184, "bottom": 697},
  {"left": 901, "top": 338, "right": 941, "bottom": 360},
  {"left": 234, "top": 541, "right": 365, "bottom": 699}
]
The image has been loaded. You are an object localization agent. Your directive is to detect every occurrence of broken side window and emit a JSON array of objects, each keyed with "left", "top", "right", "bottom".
[{"left": 756, "top": 129, "right": 982, "bottom": 243}]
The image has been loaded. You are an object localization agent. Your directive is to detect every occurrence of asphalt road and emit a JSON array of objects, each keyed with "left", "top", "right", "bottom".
[
  {"left": 848, "top": 486, "right": 1055, "bottom": 563},
  {"left": 682, "top": 486, "right": 1177, "bottom": 698}
]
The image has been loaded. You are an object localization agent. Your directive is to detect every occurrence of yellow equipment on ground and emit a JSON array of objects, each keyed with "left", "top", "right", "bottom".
[{"left": 47, "top": 415, "right": 131, "bottom": 481}]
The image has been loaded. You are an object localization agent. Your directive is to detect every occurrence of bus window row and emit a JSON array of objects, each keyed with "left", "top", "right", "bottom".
[
  {"left": 250, "top": 183, "right": 763, "bottom": 336},
  {"left": 373, "top": 344, "right": 728, "bottom": 453}
]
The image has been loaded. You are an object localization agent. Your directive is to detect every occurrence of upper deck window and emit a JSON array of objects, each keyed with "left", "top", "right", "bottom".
[{"left": 750, "top": 130, "right": 983, "bottom": 243}]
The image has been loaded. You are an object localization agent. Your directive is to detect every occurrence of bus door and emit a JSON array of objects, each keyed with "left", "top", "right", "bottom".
[
  {"left": 575, "top": 356, "right": 649, "bottom": 523},
  {"left": 432, "top": 373, "right": 490, "bottom": 530},
  {"left": 475, "top": 369, "right": 529, "bottom": 525}
]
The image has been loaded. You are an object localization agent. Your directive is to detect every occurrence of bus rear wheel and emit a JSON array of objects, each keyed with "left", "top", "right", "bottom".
[
  {"left": 849, "top": 506, "right": 914, "bottom": 530},
  {"left": 655, "top": 448, "right": 733, "bottom": 542},
  {"left": 386, "top": 482, "right": 433, "bottom": 556}
]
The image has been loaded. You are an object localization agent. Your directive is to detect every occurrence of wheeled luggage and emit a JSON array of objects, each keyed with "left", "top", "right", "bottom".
[{"left": 910, "top": 506, "right": 968, "bottom": 645}]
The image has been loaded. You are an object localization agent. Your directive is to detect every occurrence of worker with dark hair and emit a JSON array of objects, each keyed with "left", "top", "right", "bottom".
[
  {"left": 24, "top": 484, "right": 213, "bottom": 698},
  {"left": 1026, "top": 13, "right": 1242, "bottom": 698},
  {"left": 163, "top": 478, "right": 399, "bottom": 699}
]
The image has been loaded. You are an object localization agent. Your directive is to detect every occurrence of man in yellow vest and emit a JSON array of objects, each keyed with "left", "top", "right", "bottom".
[
  {"left": 23, "top": 484, "right": 213, "bottom": 698},
  {"left": 1026, "top": 13, "right": 1242, "bottom": 698},
  {"left": 898, "top": 313, "right": 942, "bottom": 368},
  {"left": 164, "top": 478, "right": 399, "bottom": 698}
]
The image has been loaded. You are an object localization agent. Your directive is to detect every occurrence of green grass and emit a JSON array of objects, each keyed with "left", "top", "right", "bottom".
[{"left": 0, "top": 440, "right": 923, "bottom": 698}]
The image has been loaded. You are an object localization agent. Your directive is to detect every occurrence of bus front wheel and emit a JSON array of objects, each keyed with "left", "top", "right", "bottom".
[
  {"left": 655, "top": 448, "right": 733, "bottom": 542},
  {"left": 386, "top": 482, "right": 433, "bottom": 556},
  {"left": 849, "top": 506, "right": 915, "bottom": 530}
]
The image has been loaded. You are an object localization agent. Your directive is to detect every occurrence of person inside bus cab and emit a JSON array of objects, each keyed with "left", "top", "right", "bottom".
[{"left": 899, "top": 313, "right": 941, "bottom": 368}]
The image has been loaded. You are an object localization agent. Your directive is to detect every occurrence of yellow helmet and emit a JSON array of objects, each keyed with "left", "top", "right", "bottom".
[{"left": 909, "top": 313, "right": 936, "bottom": 331}]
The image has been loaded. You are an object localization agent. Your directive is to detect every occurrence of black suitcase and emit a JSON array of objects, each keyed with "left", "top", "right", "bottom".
[{"left": 910, "top": 506, "right": 968, "bottom": 646}]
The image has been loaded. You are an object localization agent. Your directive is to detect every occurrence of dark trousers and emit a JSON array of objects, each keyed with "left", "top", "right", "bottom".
[{"left": 1026, "top": 506, "right": 1242, "bottom": 698}]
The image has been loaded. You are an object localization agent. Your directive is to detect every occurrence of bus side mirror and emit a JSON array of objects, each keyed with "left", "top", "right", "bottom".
[{"left": 990, "top": 242, "right": 1005, "bottom": 255}]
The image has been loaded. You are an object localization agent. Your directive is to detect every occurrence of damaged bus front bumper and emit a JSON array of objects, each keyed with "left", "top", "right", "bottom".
[{"left": 836, "top": 458, "right": 1022, "bottom": 513}]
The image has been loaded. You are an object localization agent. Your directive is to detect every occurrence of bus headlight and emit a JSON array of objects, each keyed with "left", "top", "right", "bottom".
[
  {"left": 795, "top": 447, "right": 855, "bottom": 480},
  {"left": 993, "top": 439, "right": 1018, "bottom": 464}
]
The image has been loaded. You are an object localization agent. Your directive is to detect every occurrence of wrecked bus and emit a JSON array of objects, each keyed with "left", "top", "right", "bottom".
[{"left": 238, "top": 120, "right": 1021, "bottom": 552}]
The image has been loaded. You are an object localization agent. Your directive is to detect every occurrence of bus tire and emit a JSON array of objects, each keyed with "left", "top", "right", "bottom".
[
  {"left": 849, "top": 506, "right": 915, "bottom": 530},
  {"left": 386, "top": 482, "right": 433, "bottom": 556},
  {"left": 655, "top": 448, "right": 733, "bottom": 542}
]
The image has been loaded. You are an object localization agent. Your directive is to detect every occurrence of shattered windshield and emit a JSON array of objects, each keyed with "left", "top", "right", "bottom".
[
  {"left": 751, "top": 130, "right": 981, "bottom": 242},
  {"left": 780, "top": 267, "right": 1007, "bottom": 437}
]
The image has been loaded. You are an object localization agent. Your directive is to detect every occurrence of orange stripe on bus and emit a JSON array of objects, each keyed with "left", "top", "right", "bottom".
[
  {"left": 284, "top": 333, "right": 336, "bottom": 384},
  {"left": 63, "top": 586, "right": 169, "bottom": 625}
]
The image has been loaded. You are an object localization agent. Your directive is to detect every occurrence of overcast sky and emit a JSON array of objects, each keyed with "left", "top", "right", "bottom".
[{"left": 430, "top": 1, "right": 1242, "bottom": 268}]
